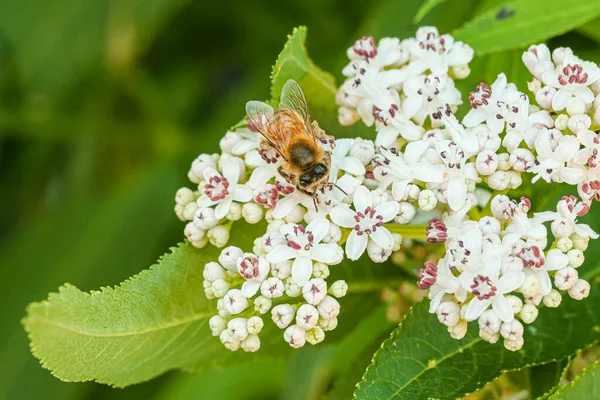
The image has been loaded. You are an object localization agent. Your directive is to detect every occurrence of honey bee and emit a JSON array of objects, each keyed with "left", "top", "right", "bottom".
[{"left": 246, "top": 79, "right": 335, "bottom": 200}]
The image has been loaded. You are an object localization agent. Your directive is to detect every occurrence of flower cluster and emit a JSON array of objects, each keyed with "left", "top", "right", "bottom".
[{"left": 175, "top": 26, "right": 600, "bottom": 352}]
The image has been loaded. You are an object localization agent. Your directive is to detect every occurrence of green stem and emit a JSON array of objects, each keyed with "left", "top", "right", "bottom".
[
  {"left": 384, "top": 224, "right": 428, "bottom": 239},
  {"left": 346, "top": 279, "right": 407, "bottom": 294}
]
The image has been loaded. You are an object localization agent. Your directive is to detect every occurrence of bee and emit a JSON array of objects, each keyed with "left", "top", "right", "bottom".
[{"left": 246, "top": 80, "right": 335, "bottom": 201}]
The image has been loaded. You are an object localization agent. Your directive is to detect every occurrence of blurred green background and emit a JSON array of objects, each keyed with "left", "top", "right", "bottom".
[{"left": 2, "top": 0, "right": 600, "bottom": 399}]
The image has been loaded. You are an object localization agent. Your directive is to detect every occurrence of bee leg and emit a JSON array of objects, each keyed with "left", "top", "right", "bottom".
[
  {"left": 311, "top": 121, "right": 335, "bottom": 147},
  {"left": 277, "top": 166, "right": 291, "bottom": 180},
  {"left": 297, "top": 186, "right": 315, "bottom": 197}
]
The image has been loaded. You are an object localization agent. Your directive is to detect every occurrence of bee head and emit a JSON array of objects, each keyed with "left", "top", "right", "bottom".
[{"left": 299, "top": 163, "right": 328, "bottom": 188}]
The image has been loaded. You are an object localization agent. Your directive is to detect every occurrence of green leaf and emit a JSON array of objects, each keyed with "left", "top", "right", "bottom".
[
  {"left": 529, "top": 359, "right": 570, "bottom": 400},
  {"left": 452, "top": 0, "right": 600, "bottom": 55},
  {"left": 270, "top": 26, "right": 337, "bottom": 113},
  {"left": 549, "top": 359, "right": 600, "bottom": 400},
  {"left": 577, "top": 18, "right": 600, "bottom": 43},
  {"left": 354, "top": 279, "right": 600, "bottom": 400},
  {"left": 414, "top": 0, "right": 447, "bottom": 23}
]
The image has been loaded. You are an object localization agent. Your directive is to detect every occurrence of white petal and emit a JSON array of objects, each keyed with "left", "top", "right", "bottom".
[
  {"left": 306, "top": 218, "right": 330, "bottom": 244},
  {"left": 458, "top": 272, "right": 476, "bottom": 292},
  {"left": 249, "top": 166, "right": 276, "bottom": 189},
  {"left": 447, "top": 177, "right": 467, "bottom": 211},
  {"left": 339, "top": 156, "right": 366, "bottom": 176},
  {"left": 266, "top": 245, "right": 297, "bottom": 263},
  {"left": 537, "top": 271, "right": 552, "bottom": 296},
  {"left": 413, "top": 163, "right": 446, "bottom": 183},
  {"left": 346, "top": 231, "right": 368, "bottom": 261},
  {"left": 203, "top": 167, "right": 221, "bottom": 182},
  {"left": 429, "top": 289, "right": 446, "bottom": 313},
  {"left": 404, "top": 141, "right": 429, "bottom": 165},
  {"left": 222, "top": 161, "right": 240, "bottom": 184},
  {"left": 215, "top": 197, "right": 233, "bottom": 219},
  {"left": 196, "top": 195, "right": 217, "bottom": 208},
  {"left": 291, "top": 256, "right": 313, "bottom": 286},
  {"left": 329, "top": 205, "right": 356, "bottom": 228},
  {"left": 311, "top": 243, "right": 344, "bottom": 265},
  {"left": 574, "top": 223, "right": 599, "bottom": 239},
  {"left": 545, "top": 249, "right": 569, "bottom": 271},
  {"left": 497, "top": 272, "right": 524, "bottom": 293},
  {"left": 273, "top": 195, "right": 300, "bottom": 219},
  {"left": 369, "top": 228, "right": 394, "bottom": 250},
  {"left": 375, "top": 127, "right": 400, "bottom": 148},
  {"left": 491, "top": 296, "right": 514, "bottom": 322},
  {"left": 241, "top": 281, "right": 260, "bottom": 297},
  {"left": 551, "top": 89, "right": 571, "bottom": 111},
  {"left": 375, "top": 201, "right": 401, "bottom": 222},
  {"left": 353, "top": 186, "right": 373, "bottom": 211},
  {"left": 391, "top": 180, "right": 409, "bottom": 201},
  {"left": 574, "top": 86, "right": 594, "bottom": 104},
  {"left": 465, "top": 298, "right": 491, "bottom": 321},
  {"left": 232, "top": 185, "right": 253, "bottom": 202}
]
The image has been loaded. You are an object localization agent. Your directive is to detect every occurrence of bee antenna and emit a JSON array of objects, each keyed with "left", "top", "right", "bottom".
[
  {"left": 333, "top": 183, "right": 348, "bottom": 196},
  {"left": 313, "top": 196, "right": 319, "bottom": 213}
]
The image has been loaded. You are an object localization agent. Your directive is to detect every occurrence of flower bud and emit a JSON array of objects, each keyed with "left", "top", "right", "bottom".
[
  {"left": 260, "top": 277, "right": 285, "bottom": 298},
  {"left": 209, "top": 315, "right": 227, "bottom": 336},
  {"left": 203, "top": 261, "right": 225, "bottom": 282},
  {"left": 568, "top": 279, "right": 590, "bottom": 300},
  {"left": 527, "top": 78, "right": 542, "bottom": 93},
  {"left": 245, "top": 316, "right": 264, "bottom": 335},
  {"left": 350, "top": 138, "right": 376, "bottom": 165},
  {"left": 557, "top": 237, "right": 573, "bottom": 253},
  {"left": 191, "top": 154, "right": 217, "bottom": 181},
  {"left": 268, "top": 219, "right": 286, "bottom": 233},
  {"left": 595, "top": 106, "right": 600, "bottom": 126},
  {"left": 367, "top": 240, "right": 392, "bottom": 263},
  {"left": 502, "top": 256, "right": 524, "bottom": 274},
  {"left": 535, "top": 86, "right": 556, "bottom": 109},
  {"left": 219, "top": 330, "right": 240, "bottom": 351},
  {"left": 330, "top": 280, "right": 348, "bottom": 298},
  {"left": 184, "top": 223, "right": 206, "bottom": 247},
  {"left": 479, "top": 216, "right": 501, "bottom": 234},
  {"left": 254, "top": 295, "right": 272, "bottom": 314},
  {"left": 317, "top": 296, "right": 341, "bottom": 320},
  {"left": 395, "top": 202, "right": 416, "bottom": 224},
  {"left": 272, "top": 260, "right": 292, "bottom": 280},
  {"left": 285, "top": 278, "right": 302, "bottom": 297},
  {"left": 223, "top": 289, "right": 248, "bottom": 315},
  {"left": 175, "top": 204, "right": 186, "bottom": 221},
  {"left": 225, "top": 202, "right": 242, "bottom": 221},
  {"left": 322, "top": 222, "right": 342, "bottom": 244},
  {"left": 555, "top": 114, "right": 569, "bottom": 131},
  {"left": 506, "top": 295, "right": 523, "bottom": 314},
  {"left": 220, "top": 131, "right": 242, "bottom": 153},
  {"left": 500, "top": 319, "right": 524, "bottom": 340},
  {"left": 555, "top": 267, "right": 578, "bottom": 290},
  {"left": 552, "top": 46, "right": 573, "bottom": 65},
  {"left": 242, "top": 202, "right": 264, "bottom": 224},
  {"left": 183, "top": 202, "right": 199, "bottom": 221},
  {"left": 212, "top": 279, "right": 230, "bottom": 298},
  {"left": 217, "top": 154, "right": 245, "bottom": 179},
  {"left": 504, "top": 337, "right": 524, "bottom": 352},
  {"left": 319, "top": 317, "right": 338, "bottom": 331},
  {"left": 475, "top": 150, "right": 498, "bottom": 175},
  {"left": 306, "top": 326, "right": 326, "bottom": 345},
  {"left": 392, "top": 233, "right": 402, "bottom": 251},
  {"left": 566, "top": 97, "right": 586, "bottom": 116},
  {"left": 284, "top": 325, "right": 307, "bottom": 348},
  {"left": 520, "top": 304, "right": 539, "bottom": 324},
  {"left": 418, "top": 189, "right": 437, "bottom": 211},
  {"left": 296, "top": 304, "right": 319, "bottom": 329},
  {"left": 452, "top": 64, "right": 471, "bottom": 79},
  {"left": 271, "top": 304, "right": 296, "bottom": 330},
  {"left": 219, "top": 246, "right": 243, "bottom": 272},
  {"left": 478, "top": 310, "right": 501, "bottom": 334},
  {"left": 543, "top": 289, "right": 562, "bottom": 308},
  {"left": 285, "top": 204, "right": 306, "bottom": 224},
  {"left": 571, "top": 234, "right": 589, "bottom": 251},
  {"left": 448, "top": 319, "right": 468, "bottom": 339},
  {"left": 312, "top": 262, "right": 330, "bottom": 279},
  {"left": 567, "top": 249, "right": 585, "bottom": 268},
  {"left": 241, "top": 334, "right": 261, "bottom": 352},
  {"left": 568, "top": 114, "right": 592, "bottom": 134},
  {"left": 303, "top": 278, "right": 328, "bottom": 305},
  {"left": 194, "top": 207, "right": 219, "bottom": 230},
  {"left": 487, "top": 171, "right": 509, "bottom": 191},
  {"left": 175, "top": 187, "right": 194, "bottom": 206},
  {"left": 520, "top": 275, "right": 540, "bottom": 298},
  {"left": 491, "top": 194, "right": 511, "bottom": 220},
  {"left": 227, "top": 318, "right": 249, "bottom": 341},
  {"left": 509, "top": 148, "right": 534, "bottom": 172},
  {"left": 339, "top": 106, "right": 360, "bottom": 126},
  {"left": 480, "top": 329, "right": 499, "bottom": 344},
  {"left": 551, "top": 217, "right": 574, "bottom": 239}
]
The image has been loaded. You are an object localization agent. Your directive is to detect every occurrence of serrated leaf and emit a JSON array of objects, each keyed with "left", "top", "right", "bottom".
[
  {"left": 270, "top": 26, "right": 337, "bottom": 112},
  {"left": 452, "top": 0, "right": 600, "bottom": 55},
  {"left": 529, "top": 359, "right": 570, "bottom": 400},
  {"left": 549, "top": 359, "right": 600, "bottom": 399},
  {"left": 354, "top": 276, "right": 600, "bottom": 400}
]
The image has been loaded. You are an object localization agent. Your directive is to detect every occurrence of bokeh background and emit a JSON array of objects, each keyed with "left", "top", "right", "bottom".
[{"left": 1, "top": 0, "right": 599, "bottom": 399}]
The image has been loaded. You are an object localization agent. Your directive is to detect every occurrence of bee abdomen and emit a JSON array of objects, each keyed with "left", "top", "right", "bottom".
[{"left": 289, "top": 142, "right": 316, "bottom": 169}]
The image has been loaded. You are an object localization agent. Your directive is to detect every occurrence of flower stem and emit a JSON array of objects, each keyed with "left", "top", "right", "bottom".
[
  {"left": 346, "top": 279, "right": 408, "bottom": 294},
  {"left": 384, "top": 224, "right": 428, "bottom": 239}
]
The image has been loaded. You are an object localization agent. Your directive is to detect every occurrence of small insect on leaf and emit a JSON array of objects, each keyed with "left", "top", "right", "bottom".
[{"left": 496, "top": 6, "right": 516, "bottom": 20}]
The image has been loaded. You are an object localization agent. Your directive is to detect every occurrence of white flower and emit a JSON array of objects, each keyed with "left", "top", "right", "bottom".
[
  {"left": 519, "top": 247, "right": 568, "bottom": 295},
  {"left": 350, "top": 138, "right": 376, "bottom": 165},
  {"left": 458, "top": 258, "right": 525, "bottom": 322},
  {"left": 554, "top": 266, "right": 578, "bottom": 290},
  {"left": 541, "top": 55, "right": 600, "bottom": 110},
  {"left": 436, "top": 301, "right": 460, "bottom": 327},
  {"left": 531, "top": 132, "right": 585, "bottom": 184},
  {"left": 568, "top": 279, "right": 590, "bottom": 300},
  {"left": 403, "top": 74, "right": 462, "bottom": 125},
  {"left": 203, "top": 261, "right": 226, "bottom": 282},
  {"left": 329, "top": 138, "right": 366, "bottom": 180},
  {"left": 427, "top": 258, "right": 466, "bottom": 312},
  {"left": 433, "top": 140, "right": 480, "bottom": 211},
  {"left": 329, "top": 280, "right": 348, "bottom": 298},
  {"left": 227, "top": 318, "right": 249, "bottom": 341},
  {"left": 190, "top": 153, "right": 217, "bottom": 182},
  {"left": 405, "top": 26, "right": 474, "bottom": 76},
  {"left": 372, "top": 92, "right": 426, "bottom": 147},
  {"left": 247, "top": 316, "right": 264, "bottom": 335},
  {"left": 317, "top": 296, "right": 341, "bottom": 320},
  {"left": 223, "top": 289, "right": 249, "bottom": 315},
  {"left": 330, "top": 186, "right": 399, "bottom": 260},
  {"left": 522, "top": 44, "right": 554, "bottom": 80},
  {"left": 260, "top": 277, "right": 285, "bottom": 298},
  {"left": 552, "top": 196, "right": 598, "bottom": 239},
  {"left": 266, "top": 219, "right": 343, "bottom": 286},
  {"left": 500, "top": 319, "right": 524, "bottom": 340},
  {"left": 345, "top": 36, "right": 406, "bottom": 71},
  {"left": 375, "top": 142, "right": 445, "bottom": 201},
  {"left": 478, "top": 309, "right": 501, "bottom": 334},
  {"left": 209, "top": 315, "right": 227, "bottom": 336},
  {"left": 197, "top": 165, "right": 252, "bottom": 219}
]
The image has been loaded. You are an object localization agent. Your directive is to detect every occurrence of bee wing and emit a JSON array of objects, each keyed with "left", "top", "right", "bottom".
[{"left": 279, "top": 80, "right": 312, "bottom": 135}]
